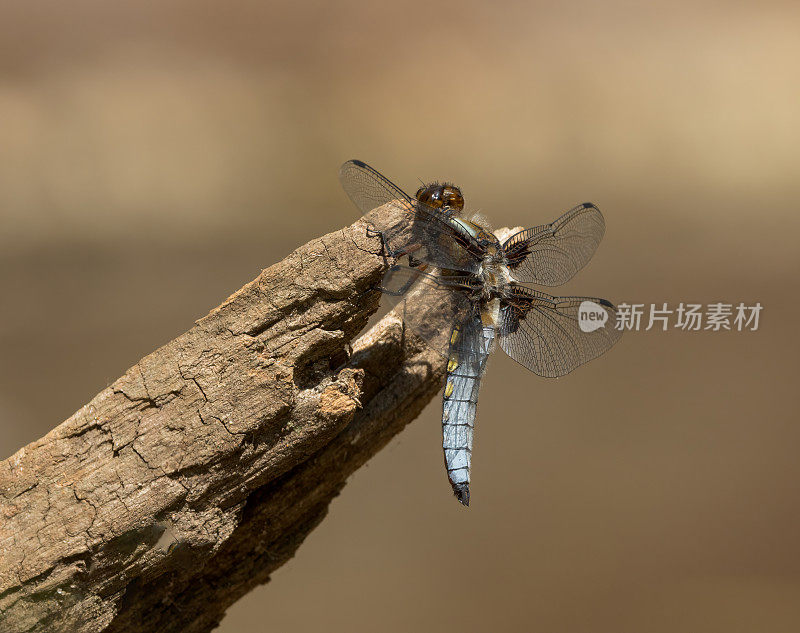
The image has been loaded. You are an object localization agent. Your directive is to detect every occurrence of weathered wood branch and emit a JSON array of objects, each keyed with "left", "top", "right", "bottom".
[{"left": 0, "top": 207, "right": 450, "bottom": 633}]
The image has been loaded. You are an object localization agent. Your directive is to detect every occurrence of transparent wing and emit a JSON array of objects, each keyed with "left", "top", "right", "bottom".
[
  {"left": 339, "top": 159, "right": 426, "bottom": 219},
  {"left": 339, "top": 159, "right": 481, "bottom": 273},
  {"left": 502, "top": 202, "right": 605, "bottom": 286},
  {"left": 498, "top": 284, "right": 622, "bottom": 377},
  {"left": 381, "top": 265, "right": 478, "bottom": 358}
]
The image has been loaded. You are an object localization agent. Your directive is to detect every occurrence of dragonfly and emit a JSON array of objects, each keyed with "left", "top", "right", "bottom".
[{"left": 339, "top": 159, "right": 622, "bottom": 506}]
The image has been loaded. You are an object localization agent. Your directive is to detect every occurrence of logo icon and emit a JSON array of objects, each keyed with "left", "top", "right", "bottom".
[{"left": 578, "top": 300, "right": 608, "bottom": 332}]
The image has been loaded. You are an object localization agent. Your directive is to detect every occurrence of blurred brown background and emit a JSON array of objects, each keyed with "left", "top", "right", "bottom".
[{"left": 1, "top": 1, "right": 799, "bottom": 631}]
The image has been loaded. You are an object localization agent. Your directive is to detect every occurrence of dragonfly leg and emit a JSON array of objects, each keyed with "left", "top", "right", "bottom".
[
  {"left": 365, "top": 225, "right": 426, "bottom": 264},
  {"left": 365, "top": 226, "right": 402, "bottom": 259}
]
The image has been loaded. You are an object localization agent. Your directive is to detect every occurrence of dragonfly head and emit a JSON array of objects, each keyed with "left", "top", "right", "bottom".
[{"left": 415, "top": 182, "right": 465, "bottom": 213}]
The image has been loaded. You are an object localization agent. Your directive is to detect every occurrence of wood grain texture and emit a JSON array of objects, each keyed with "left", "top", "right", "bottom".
[{"left": 0, "top": 206, "right": 451, "bottom": 633}]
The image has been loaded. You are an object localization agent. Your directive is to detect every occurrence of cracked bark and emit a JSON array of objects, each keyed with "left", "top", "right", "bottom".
[{"left": 0, "top": 205, "right": 453, "bottom": 633}]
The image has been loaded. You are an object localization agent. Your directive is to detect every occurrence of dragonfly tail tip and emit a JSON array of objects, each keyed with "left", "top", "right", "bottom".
[{"left": 453, "top": 483, "right": 470, "bottom": 507}]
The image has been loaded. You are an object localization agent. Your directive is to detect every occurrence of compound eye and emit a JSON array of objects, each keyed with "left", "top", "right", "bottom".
[
  {"left": 416, "top": 185, "right": 445, "bottom": 208},
  {"left": 416, "top": 183, "right": 464, "bottom": 211},
  {"left": 442, "top": 187, "right": 465, "bottom": 212}
]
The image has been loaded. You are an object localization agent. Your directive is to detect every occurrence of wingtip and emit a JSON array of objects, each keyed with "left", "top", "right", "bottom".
[
  {"left": 339, "top": 158, "right": 360, "bottom": 175},
  {"left": 341, "top": 158, "right": 366, "bottom": 171},
  {"left": 453, "top": 483, "right": 470, "bottom": 507}
]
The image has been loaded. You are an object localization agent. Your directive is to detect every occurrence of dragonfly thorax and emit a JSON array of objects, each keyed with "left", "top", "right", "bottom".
[{"left": 477, "top": 254, "right": 512, "bottom": 302}]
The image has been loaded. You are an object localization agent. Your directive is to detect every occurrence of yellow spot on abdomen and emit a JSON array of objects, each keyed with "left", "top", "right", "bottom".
[
  {"left": 444, "top": 381, "right": 454, "bottom": 398},
  {"left": 450, "top": 328, "right": 459, "bottom": 345},
  {"left": 447, "top": 355, "right": 459, "bottom": 372}
]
